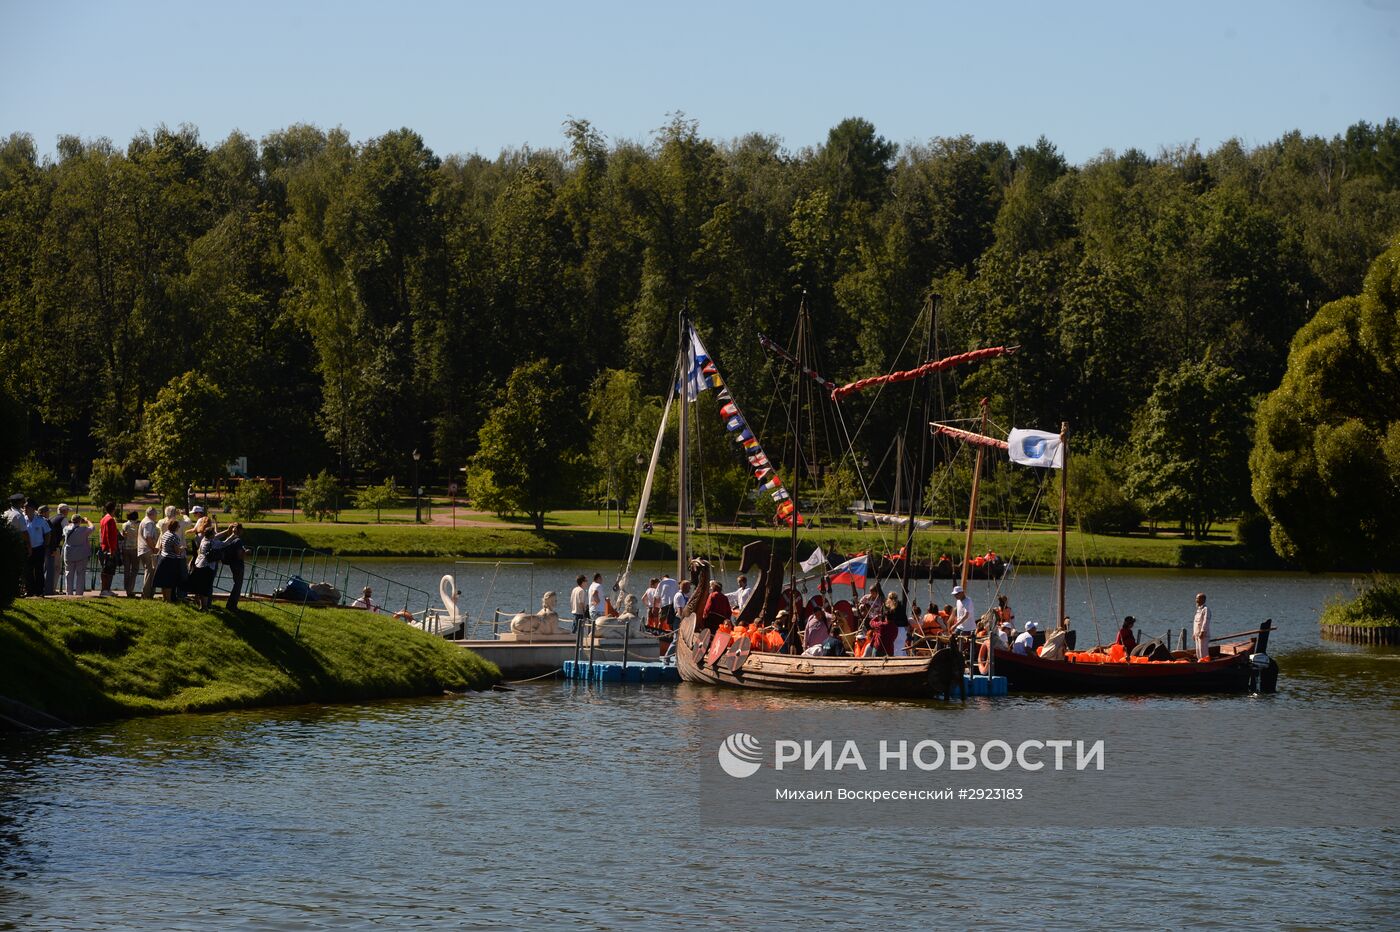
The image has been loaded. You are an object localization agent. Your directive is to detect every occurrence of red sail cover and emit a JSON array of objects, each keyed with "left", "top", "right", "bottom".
[
  {"left": 830, "top": 346, "right": 1015, "bottom": 402},
  {"left": 932, "top": 423, "right": 1009, "bottom": 451}
]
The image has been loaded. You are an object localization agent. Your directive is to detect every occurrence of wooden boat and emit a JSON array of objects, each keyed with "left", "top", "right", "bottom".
[
  {"left": 673, "top": 546, "right": 962, "bottom": 698},
  {"left": 988, "top": 623, "right": 1273, "bottom": 694}
]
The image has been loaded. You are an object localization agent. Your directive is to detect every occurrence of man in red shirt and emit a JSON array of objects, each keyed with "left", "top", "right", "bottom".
[
  {"left": 702, "top": 580, "right": 732, "bottom": 631},
  {"left": 98, "top": 501, "right": 121, "bottom": 597}
]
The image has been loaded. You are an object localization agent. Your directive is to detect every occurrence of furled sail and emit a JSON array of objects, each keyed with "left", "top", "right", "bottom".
[
  {"left": 931, "top": 422, "right": 1009, "bottom": 451},
  {"left": 617, "top": 376, "right": 676, "bottom": 597},
  {"left": 832, "top": 346, "right": 1017, "bottom": 402}
]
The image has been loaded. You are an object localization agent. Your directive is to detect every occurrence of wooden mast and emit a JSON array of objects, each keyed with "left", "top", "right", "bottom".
[
  {"left": 1055, "top": 421, "right": 1069, "bottom": 632},
  {"left": 902, "top": 295, "right": 937, "bottom": 604},
  {"left": 677, "top": 311, "right": 688, "bottom": 583},
  {"left": 788, "top": 303, "right": 804, "bottom": 606},
  {"left": 958, "top": 397, "right": 990, "bottom": 594}
]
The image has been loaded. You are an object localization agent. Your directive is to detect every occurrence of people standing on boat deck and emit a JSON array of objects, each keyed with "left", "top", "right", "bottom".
[
  {"left": 703, "top": 580, "right": 732, "bottom": 629},
  {"left": 885, "top": 592, "right": 909, "bottom": 655},
  {"left": 62, "top": 515, "right": 93, "bottom": 595},
  {"left": 47, "top": 504, "right": 70, "bottom": 593},
  {"left": 1193, "top": 593, "right": 1212, "bottom": 659},
  {"left": 952, "top": 585, "right": 976, "bottom": 634},
  {"left": 1013, "top": 621, "right": 1039, "bottom": 656},
  {"left": 138, "top": 507, "right": 160, "bottom": 599},
  {"left": 23, "top": 501, "right": 49, "bottom": 596},
  {"left": 802, "top": 607, "right": 831, "bottom": 655},
  {"left": 727, "top": 575, "right": 751, "bottom": 611},
  {"left": 655, "top": 573, "right": 679, "bottom": 630},
  {"left": 642, "top": 578, "right": 661, "bottom": 626},
  {"left": 352, "top": 586, "right": 381, "bottom": 612},
  {"left": 119, "top": 510, "right": 140, "bottom": 596},
  {"left": 587, "top": 573, "right": 604, "bottom": 620},
  {"left": 1115, "top": 616, "right": 1138, "bottom": 654},
  {"left": 569, "top": 575, "right": 589, "bottom": 631}
]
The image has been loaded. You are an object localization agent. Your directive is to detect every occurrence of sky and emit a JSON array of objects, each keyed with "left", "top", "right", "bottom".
[{"left": 2, "top": 0, "right": 1397, "bottom": 165}]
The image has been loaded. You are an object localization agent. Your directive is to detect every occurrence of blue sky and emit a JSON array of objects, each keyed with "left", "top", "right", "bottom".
[{"left": 2, "top": 0, "right": 1397, "bottom": 164}]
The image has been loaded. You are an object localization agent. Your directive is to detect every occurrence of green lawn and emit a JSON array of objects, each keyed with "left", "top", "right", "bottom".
[{"left": 0, "top": 598, "right": 500, "bottom": 724}]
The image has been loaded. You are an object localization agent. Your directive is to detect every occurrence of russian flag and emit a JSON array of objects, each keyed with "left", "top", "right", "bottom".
[{"left": 829, "top": 553, "right": 869, "bottom": 588}]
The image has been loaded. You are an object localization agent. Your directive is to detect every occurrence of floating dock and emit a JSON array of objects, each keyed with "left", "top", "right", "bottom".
[{"left": 563, "top": 660, "right": 682, "bottom": 684}]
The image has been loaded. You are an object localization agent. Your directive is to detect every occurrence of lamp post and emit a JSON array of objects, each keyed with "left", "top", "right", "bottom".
[{"left": 412, "top": 449, "right": 422, "bottom": 523}]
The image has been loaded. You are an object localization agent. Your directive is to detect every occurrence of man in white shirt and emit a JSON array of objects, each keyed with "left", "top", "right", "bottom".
[
  {"left": 952, "top": 585, "right": 976, "bottom": 634},
  {"left": 642, "top": 578, "right": 660, "bottom": 625},
  {"left": 727, "top": 574, "right": 752, "bottom": 611},
  {"left": 3, "top": 494, "right": 26, "bottom": 535},
  {"left": 138, "top": 507, "right": 160, "bottom": 599},
  {"left": 662, "top": 580, "right": 692, "bottom": 664},
  {"left": 1192, "top": 592, "right": 1212, "bottom": 660},
  {"left": 569, "top": 574, "right": 589, "bottom": 631},
  {"left": 656, "top": 573, "right": 679, "bottom": 629},
  {"left": 587, "top": 573, "right": 604, "bottom": 619},
  {"left": 1013, "top": 620, "right": 1038, "bottom": 656},
  {"left": 351, "top": 586, "right": 381, "bottom": 612}
]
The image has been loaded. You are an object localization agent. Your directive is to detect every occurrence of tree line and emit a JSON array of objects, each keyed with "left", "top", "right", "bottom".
[{"left": 0, "top": 115, "right": 1397, "bottom": 548}]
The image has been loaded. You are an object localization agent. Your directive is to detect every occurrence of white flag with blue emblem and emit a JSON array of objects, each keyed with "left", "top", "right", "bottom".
[{"left": 1008, "top": 428, "right": 1065, "bottom": 469}]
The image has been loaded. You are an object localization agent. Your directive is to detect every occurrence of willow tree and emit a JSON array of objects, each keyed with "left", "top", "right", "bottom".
[{"left": 1250, "top": 240, "right": 1400, "bottom": 570}]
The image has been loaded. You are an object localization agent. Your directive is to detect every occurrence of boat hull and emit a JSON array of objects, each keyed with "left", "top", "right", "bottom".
[{"left": 990, "top": 646, "right": 1255, "bottom": 694}]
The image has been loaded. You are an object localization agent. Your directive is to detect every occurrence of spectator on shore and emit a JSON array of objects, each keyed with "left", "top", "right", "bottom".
[
  {"left": 97, "top": 502, "right": 120, "bottom": 596},
  {"left": 4, "top": 493, "right": 25, "bottom": 535},
  {"left": 120, "top": 509, "right": 140, "bottom": 597},
  {"left": 152, "top": 517, "right": 188, "bottom": 602},
  {"left": 62, "top": 515, "right": 92, "bottom": 596},
  {"left": 138, "top": 507, "right": 160, "bottom": 599},
  {"left": 23, "top": 501, "right": 49, "bottom": 597},
  {"left": 219, "top": 523, "right": 249, "bottom": 609},
  {"left": 187, "top": 525, "right": 224, "bottom": 610},
  {"left": 47, "top": 504, "right": 70, "bottom": 594}
]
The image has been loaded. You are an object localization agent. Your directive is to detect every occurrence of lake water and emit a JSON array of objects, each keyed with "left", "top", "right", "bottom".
[{"left": 2, "top": 561, "right": 1397, "bottom": 929}]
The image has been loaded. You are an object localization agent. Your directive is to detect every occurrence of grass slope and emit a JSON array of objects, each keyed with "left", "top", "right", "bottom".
[
  {"left": 0, "top": 599, "right": 499, "bottom": 724},
  {"left": 243, "top": 520, "right": 1260, "bottom": 569},
  {"left": 1319, "top": 578, "right": 1400, "bottom": 628}
]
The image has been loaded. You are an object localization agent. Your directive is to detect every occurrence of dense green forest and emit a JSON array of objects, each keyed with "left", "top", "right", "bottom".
[{"left": 1, "top": 116, "right": 1398, "bottom": 550}]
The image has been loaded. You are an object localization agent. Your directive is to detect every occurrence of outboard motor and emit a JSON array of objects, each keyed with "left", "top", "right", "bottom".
[{"left": 1249, "top": 652, "right": 1279, "bottom": 693}]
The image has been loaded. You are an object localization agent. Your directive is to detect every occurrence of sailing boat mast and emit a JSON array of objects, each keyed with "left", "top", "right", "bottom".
[
  {"left": 788, "top": 304, "right": 805, "bottom": 598},
  {"left": 1055, "top": 421, "right": 1069, "bottom": 630},
  {"left": 901, "top": 295, "right": 937, "bottom": 600},
  {"left": 677, "top": 310, "right": 689, "bottom": 583},
  {"left": 958, "top": 397, "right": 990, "bottom": 594}
]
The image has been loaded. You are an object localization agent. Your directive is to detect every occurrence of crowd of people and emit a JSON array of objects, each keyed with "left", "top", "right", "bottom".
[{"left": 4, "top": 493, "right": 249, "bottom": 610}]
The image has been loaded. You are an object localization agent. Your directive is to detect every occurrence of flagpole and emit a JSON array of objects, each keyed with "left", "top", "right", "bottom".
[
  {"left": 1056, "top": 421, "right": 1069, "bottom": 634},
  {"left": 677, "top": 308, "right": 689, "bottom": 584},
  {"left": 789, "top": 300, "right": 805, "bottom": 609}
]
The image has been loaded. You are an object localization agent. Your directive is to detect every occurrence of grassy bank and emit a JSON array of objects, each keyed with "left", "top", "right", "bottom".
[
  {"left": 0, "top": 599, "right": 500, "bottom": 725},
  {"left": 242, "top": 519, "right": 1278, "bottom": 570},
  {"left": 1319, "top": 578, "right": 1400, "bottom": 627}
]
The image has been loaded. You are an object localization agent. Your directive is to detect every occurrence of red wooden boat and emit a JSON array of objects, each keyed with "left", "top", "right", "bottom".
[{"left": 988, "top": 622, "right": 1274, "bottom": 694}]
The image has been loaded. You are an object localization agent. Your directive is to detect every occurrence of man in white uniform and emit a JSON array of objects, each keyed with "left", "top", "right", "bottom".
[
  {"left": 1013, "top": 620, "right": 1038, "bottom": 656},
  {"left": 727, "top": 574, "right": 751, "bottom": 611},
  {"left": 1192, "top": 592, "right": 1212, "bottom": 660}
]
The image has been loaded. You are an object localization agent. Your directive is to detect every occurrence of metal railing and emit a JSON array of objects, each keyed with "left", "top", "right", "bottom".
[{"left": 248, "top": 546, "right": 435, "bottom": 619}]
